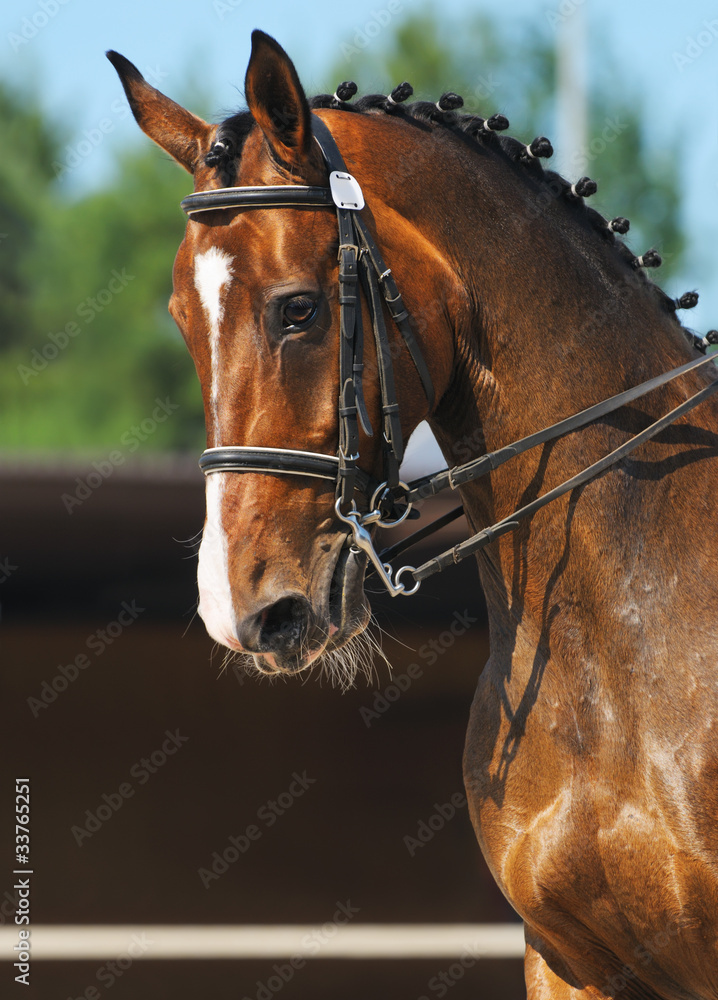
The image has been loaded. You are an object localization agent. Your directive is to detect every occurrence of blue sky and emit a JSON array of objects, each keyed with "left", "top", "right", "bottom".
[{"left": 3, "top": 0, "right": 718, "bottom": 327}]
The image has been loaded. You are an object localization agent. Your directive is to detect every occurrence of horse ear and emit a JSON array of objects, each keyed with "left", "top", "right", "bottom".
[
  {"left": 244, "top": 30, "right": 313, "bottom": 169},
  {"left": 106, "top": 51, "right": 211, "bottom": 174}
]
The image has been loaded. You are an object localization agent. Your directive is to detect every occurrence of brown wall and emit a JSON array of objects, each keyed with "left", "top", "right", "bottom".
[{"left": 1, "top": 460, "right": 525, "bottom": 999}]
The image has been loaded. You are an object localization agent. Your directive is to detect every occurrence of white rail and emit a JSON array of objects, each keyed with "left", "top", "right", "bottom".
[{"left": 1, "top": 923, "right": 525, "bottom": 961}]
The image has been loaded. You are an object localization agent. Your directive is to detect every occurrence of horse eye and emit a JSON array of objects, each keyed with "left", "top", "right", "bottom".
[{"left": 282, "top": 296, "right": 318, "bottom": 331}]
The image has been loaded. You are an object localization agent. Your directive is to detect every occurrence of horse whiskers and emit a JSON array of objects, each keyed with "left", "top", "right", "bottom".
[
  {"left": 312, "top": 614, "right": 390, "bottom": 692},
  {"left": 176, "top": 525, "right": 208, "bottom": 563},
  {"left": 366, "top": 613, "right": 416, "bottom": 655},
  {"left": 174, "top": 527, "right": 205, "bottom": 555},
  {"left": 210, "top": 616, "right": 390, "bottom": 691},
  {"left": 361, "top": 611, "right": 394, "bottom": 678},
  {"left": 217, "top": 646, "right": 237, "bottom": 679},
  {"left": 181, "top": 549, "right": 202, "bottom": 561},
  {"left": 182, "top": 601, "right": 202, "bottom": 638}
]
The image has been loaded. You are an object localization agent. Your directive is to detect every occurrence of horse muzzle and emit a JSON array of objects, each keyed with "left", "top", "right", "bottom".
[{"left": 199, "top": 532, "right": 370, "bottom": 675}]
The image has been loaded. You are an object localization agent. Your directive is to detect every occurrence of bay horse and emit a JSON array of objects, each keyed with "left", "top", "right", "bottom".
[{"left": 108, "top": 31, "right": 718, "bottom": 998}]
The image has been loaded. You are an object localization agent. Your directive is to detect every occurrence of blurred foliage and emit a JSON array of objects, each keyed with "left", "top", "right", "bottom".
[
  {"left": 0, "top": 84, "right": 67, "bottom": 352},
  {"left": 0, "top": 7, "right": 684, "bottom": 452},
  {"left": 0, "top": 90, "right": 202, "bottom": 452},
  {"left": 326, "top": 7, "right": 684, "bottom": 274}
]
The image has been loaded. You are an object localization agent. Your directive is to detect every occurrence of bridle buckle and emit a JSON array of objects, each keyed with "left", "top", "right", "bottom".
[{"left": 337, "top": 243, "right": 361, "bottom": 261}]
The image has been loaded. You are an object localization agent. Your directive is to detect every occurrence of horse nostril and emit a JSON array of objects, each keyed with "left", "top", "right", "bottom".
[{"left": 248, "top": 595, "right": 314, "bottom": 661}]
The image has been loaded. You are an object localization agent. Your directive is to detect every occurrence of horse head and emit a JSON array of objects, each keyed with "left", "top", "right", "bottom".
[{"left": 108, "top": 32, "right": 458, "bottom": 682}]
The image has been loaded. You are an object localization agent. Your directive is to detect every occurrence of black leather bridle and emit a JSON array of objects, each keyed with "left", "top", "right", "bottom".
[
  {"left": 182, "top": 115, "right": 718, "bottom": 597},
  {"left": 183, "top": 115, "right": 437, "bottom": 595}
]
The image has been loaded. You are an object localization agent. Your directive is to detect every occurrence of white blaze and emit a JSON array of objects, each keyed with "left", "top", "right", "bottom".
[
  {"left": 194, "top": 248, "right": 237, "bottom": 645},
  {"left": 193, "top": 246, "right": 234, "bottom": 428},
  {"left": 197, "top": 474, "right": 238, "bottom": 648}
]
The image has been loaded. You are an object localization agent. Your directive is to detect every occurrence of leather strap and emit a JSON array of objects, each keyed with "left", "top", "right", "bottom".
[
  {"left": 200, "top": 446, "right": 376, "bottom": 497},
  {"left": 358, "top": 254, "right": 403, "bottom": 487},
  {"left": 354, "top": 215, "right": 435, "bottom": 410},
  {"left": 311, "top": 114, "right": 426, "bottom": 504},
  {"left": 183, "top": 117, "right": 436, "bottom": 515},
  {"left": 311, "top": 117, "right": 364, "bottom": 505},
  {"left": 411, "top": 376, "right": 718, "bottom": 581},
  {"left": 181, "top": 186, "right": 332, "bottom": 214},
  {"left": 200, "top": 446, "right": 339, "bottom": 479},
  {"left": 406, "top": 351, "right": 718, "bottom": 504}
]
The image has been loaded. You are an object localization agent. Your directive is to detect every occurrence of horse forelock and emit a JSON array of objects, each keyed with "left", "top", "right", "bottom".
[{"left": 204, "top": 110, "right": 254, "bottom": 187}]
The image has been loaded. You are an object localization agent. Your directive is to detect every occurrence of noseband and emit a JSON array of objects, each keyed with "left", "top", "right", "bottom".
[{"left": 182, "top": 115, "right": 718, "bottom": 597}]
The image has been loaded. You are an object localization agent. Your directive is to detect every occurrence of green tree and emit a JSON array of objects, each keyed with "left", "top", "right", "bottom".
[
  {"left": 0, "top": 81, "right": 66, "bottom": 350},
  {"left": 0, "top": 119, "right": 204, "bottom": 451}
]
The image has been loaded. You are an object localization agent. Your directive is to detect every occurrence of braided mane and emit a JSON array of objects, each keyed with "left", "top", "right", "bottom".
[{"left": 206, "top": 84, "right": 709, "bottom": 351}]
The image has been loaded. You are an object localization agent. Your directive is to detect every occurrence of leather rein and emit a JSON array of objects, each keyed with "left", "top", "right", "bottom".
[{"left": 182, "top": 114, "right": 718, "bottom": 597}]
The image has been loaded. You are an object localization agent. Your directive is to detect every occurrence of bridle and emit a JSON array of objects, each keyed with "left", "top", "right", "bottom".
[
  {"left": 183, "top": 115, "right": 435, "bottom": 595},
  {"left": 182, "top": 115, "right": 718, "bottom": 597}
]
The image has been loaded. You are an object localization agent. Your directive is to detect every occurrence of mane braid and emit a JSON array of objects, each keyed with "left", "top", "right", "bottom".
[{"left": 208, "top": 92, "right": 698, "bottom": 341}]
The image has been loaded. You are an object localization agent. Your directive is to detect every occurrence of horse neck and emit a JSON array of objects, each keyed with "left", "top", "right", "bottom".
[{"left": 371, "top": 124, "right": 706, "bottom": 647}]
